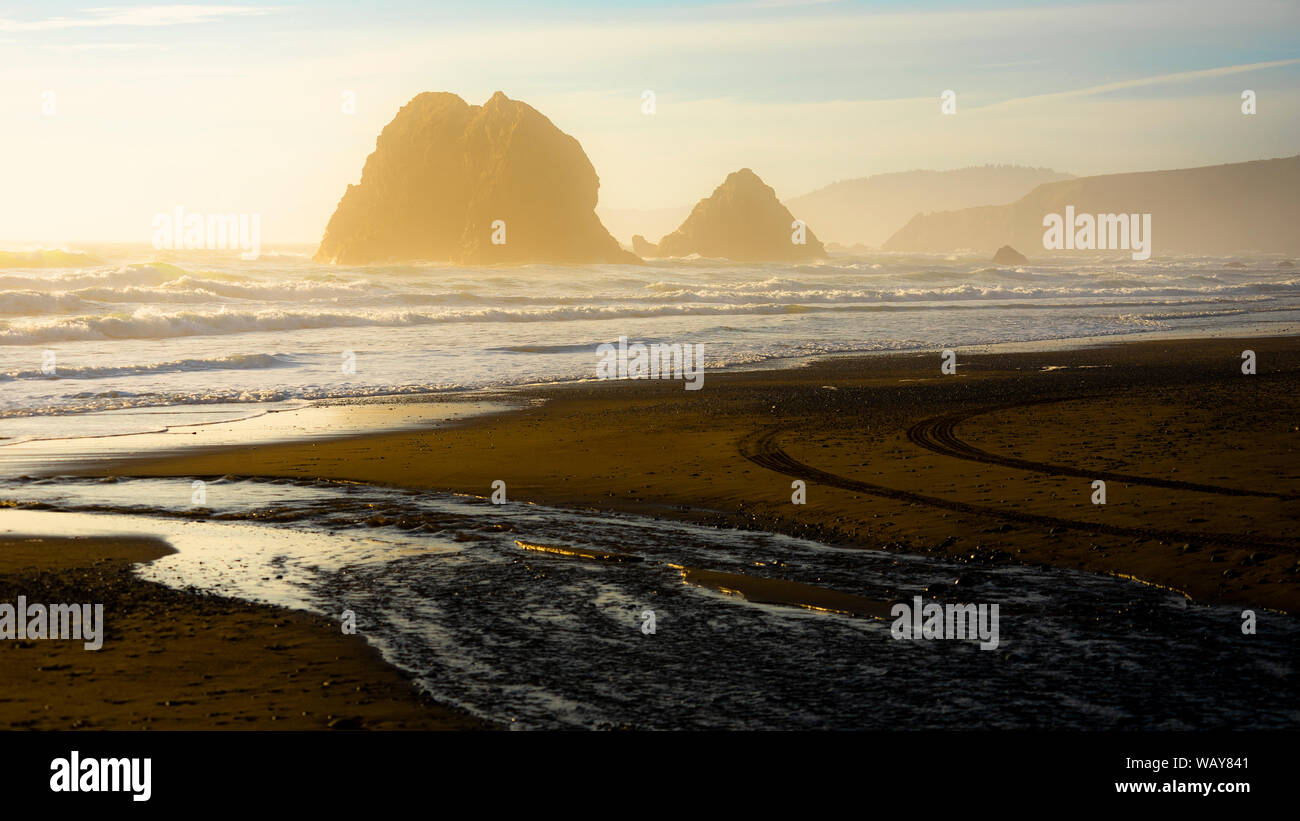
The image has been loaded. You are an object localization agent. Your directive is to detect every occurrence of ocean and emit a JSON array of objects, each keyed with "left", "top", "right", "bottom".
[{"left": 3, "top": 245, "right": 1299, "bottom": 441}]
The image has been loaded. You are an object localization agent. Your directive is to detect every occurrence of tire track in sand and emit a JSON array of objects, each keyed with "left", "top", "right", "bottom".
[
  {"left": 904, "top": 398, "right": 1295, "bottom": 501},
  {"left": 740, "top": 426, "right": 1300, "bottom": 554}
]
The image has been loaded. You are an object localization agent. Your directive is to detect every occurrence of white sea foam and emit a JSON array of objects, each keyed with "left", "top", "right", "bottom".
[
  {"left": 1, "top": 352, "right": 292, "bottom": 381},
  {"left": 0, "top": 246, "right": 1296, "bottom": 430}
]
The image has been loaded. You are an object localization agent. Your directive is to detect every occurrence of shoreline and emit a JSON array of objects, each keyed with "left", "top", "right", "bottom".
[
  {"left": 5, "top": 332, "right": 1297, "bottom": 729},
  {"left": 57, "top": 332, "right": 1300, "bottom": 615},
  {"left": 7, "top": 324, "right": 1298, "bottom": 467},
  {"left": 0, "top": 533, "right": 494, "bottom": 730}
]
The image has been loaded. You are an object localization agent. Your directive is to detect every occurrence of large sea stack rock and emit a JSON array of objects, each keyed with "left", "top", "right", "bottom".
[
  {"left": 655, "top": 169, "right": 826, "bottom": 261},
  {"left": 315, "top": 91, "right": 638, "bottom": 265}
]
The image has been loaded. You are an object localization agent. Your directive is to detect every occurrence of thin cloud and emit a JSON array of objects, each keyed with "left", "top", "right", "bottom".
[
  {"left": 981, "top": 58, "right": 1300, "bottom": 110},
  {"left": 0, "top": 5, "right": 274, "bottom": 32},
  {"left": 48, "top": 42, "right": 171, "bottom": 51}
]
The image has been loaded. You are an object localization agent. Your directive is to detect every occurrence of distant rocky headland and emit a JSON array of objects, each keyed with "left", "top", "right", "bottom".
[
  {"left": 315, "top": 92, "right": 637, "bottom": 265},
  {"left": 787, "top": 165, "right": 1073, "bottom": 248},
  {"left": 883, "top": 156, "right": 1300, "bottom": 256}
]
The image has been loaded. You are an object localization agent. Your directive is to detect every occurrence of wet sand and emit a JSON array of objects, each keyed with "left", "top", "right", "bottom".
[
  {"left": 675, "top": 565, "right": 896, "bottom": 619},
  {"left": 98, "top": 334, "right": 1299, "bottom": 614},
  {"left": 0, "top": 534, "right": 492, "bottom": 730},
  {"left": 10, "top": 334, "right": 1297, "bottom": 729}
]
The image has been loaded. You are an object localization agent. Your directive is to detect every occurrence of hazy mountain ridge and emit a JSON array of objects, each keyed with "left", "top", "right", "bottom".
[
  {"left": 883, "top": 156, "right": 1300, "bottom": 256},
  {"left": 786, "top": 165, "right": 1075, "bottom": 248}
]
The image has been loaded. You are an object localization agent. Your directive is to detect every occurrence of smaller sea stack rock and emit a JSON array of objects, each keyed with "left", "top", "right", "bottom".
[
  {"left": 992, "top": 245, "right": 1029, "bottom": 265},
  {"left": 654, "top": 169, "right": 826, "bottom": 262}
]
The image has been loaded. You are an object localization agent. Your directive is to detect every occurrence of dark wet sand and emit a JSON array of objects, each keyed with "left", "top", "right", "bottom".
[
  {"left": 101, "top": 334, "right": 1300, "bottom": 614},
  {"left": 675, "top": 565, "right": 896, "bottom": 619},
  {"left": 11, "top": 334, "right": 1296, "bottom": 730},
  {"left": 0, "top": 534, "right": 492, "bottom": 730}
]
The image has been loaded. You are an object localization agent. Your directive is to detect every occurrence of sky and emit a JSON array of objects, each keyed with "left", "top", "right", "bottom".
[{"left": 0, "top": 0, "right": 1297, "bottom": 243}]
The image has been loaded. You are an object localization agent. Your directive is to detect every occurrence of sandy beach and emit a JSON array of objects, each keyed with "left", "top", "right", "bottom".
[
  {"left": 97, "top": 334, "right": 1300, "bottom": 614},
  {"left": 0, "top": 533, "right": 490, "bottom": 730},
  {"left": 3, "top": 333, "right": 1297, "bottom": 730}
]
